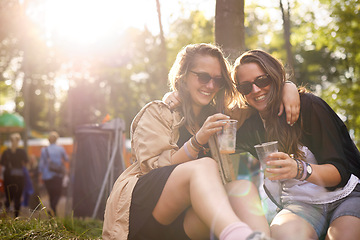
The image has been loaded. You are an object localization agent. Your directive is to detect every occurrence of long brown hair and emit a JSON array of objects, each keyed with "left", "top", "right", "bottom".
[
  {"left": 233, "top": 49, "right": 305, "bottom": 160},
  {"left": 168, "top": 43, "right": 236, "bottom": 129}
]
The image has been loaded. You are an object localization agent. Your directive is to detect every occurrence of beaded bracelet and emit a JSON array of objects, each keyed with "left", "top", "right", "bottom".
[{"left": 184, "top": 142, "right": 197, "bottom": 160}]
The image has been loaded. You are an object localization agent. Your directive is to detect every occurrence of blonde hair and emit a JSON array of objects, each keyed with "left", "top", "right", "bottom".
[
  {"left": 48, "top": 131, "right": 59, "bottom": 144},
  {"left": 168, "top": 43, "right": 236, "bottom": 128}
]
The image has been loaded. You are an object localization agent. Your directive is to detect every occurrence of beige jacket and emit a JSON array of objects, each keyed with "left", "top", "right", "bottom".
[{"left": 102, "top": 101, "right": 253, "bottom": 240}]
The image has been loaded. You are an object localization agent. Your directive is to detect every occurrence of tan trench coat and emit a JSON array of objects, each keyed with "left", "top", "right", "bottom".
[{"left": 102, "top": 101, "right": 253, "bottom": 240}]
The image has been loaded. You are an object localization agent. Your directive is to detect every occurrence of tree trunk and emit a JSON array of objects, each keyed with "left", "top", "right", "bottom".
[
  {"left": 155, "top": 0, "right": 168, "bottom": 90},
  {"left": 21, "top": 0, "right": 30, "bottom": 151},
  {"left": 215, "top": 0, "right": 245, "bottom": 63},
  {"left": 280, "top": 0, "right": 295, "bottom": 81}
]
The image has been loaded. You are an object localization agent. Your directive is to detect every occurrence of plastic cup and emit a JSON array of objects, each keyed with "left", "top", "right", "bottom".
[
  {"left": 254, "top": 141, "right": 278, "bottom": 178},
  {"left": 217, "top": 119, "right": 238, "bottom": 154}
]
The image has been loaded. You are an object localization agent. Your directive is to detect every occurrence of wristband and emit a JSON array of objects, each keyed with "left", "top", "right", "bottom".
[{"left": 184, "top": 142, "right": 197, "bottom": 160}]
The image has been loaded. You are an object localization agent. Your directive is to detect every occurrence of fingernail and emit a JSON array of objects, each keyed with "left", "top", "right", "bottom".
[
  {"left": 290, "top": 123, "right": 294, "bottom": 127},
  {"left": 287, "top": 121, "right": 291, "bottom": 125}
]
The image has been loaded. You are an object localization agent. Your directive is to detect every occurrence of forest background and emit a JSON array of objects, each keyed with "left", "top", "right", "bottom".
[{"left": 0, "top": 0, "right": 359, "bottom": 148}]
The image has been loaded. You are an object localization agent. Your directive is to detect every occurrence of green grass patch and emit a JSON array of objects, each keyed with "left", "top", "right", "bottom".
[{"left": 0, "top": 213, "right": 103, "bottom": 239}]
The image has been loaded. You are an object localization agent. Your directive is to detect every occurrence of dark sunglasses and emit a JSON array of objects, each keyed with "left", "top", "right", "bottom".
[
  {"left": 236, "top": 74, "right": 272, "bottom": 95},
  {"left": 190, "top": 70, "right": 225, "bottom": 89}
]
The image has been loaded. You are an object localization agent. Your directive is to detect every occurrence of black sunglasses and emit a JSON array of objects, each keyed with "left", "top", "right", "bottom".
[
  {"left": 236, "top": 74, "right": 272, "bottom": 95},
  {"left": 190, "top": 70, "right": 225, "bottom": 89}
]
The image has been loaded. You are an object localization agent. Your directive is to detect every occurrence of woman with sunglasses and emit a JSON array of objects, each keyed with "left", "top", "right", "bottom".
[
  {"left": 103, "top": 43, "right": 275, "bottom": 240},
  {"left": 233, "top": 49, "right": 360, "bottom": 240}
]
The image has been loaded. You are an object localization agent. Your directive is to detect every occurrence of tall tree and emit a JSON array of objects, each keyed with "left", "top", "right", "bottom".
[
  {"left": 279, "top": 0, "right": 295, "bottom": 80},
  {"left": 215, "top": 0, "right": 245, "bottom": 63},
  {"left": 155, "top": 0, "right": 168, "bottom": 93}
]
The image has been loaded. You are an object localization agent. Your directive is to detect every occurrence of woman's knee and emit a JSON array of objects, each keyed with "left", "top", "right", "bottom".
[
  {"left": 180, "top": 157, "right": 219, "bottom": 175},
  {"left": 166, "top": 158, "right": 220, "bottom": 191},
  {"left": 327, "top": 216, "right": 360, "bottom": 240},
  {"left": 271, "top": 212, "right": 317, "bottom": 240}
]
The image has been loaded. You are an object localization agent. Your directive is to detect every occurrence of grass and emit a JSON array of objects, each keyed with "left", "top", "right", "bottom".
[{"left": 0, "top": 201, "right": 103, "bottom": 239}]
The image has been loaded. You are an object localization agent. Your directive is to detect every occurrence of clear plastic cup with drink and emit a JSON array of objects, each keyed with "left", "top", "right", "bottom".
[
  {"left": 217, "top": 119, "right": 238, "bottom": 154},
  {"left": 254, "top": 141, "right": 279, "bottom": 178}
]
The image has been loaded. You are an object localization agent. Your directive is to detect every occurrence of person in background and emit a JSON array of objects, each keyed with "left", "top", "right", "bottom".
[
  {"left": 0, "top": 133, "right": 29, "bottom": 217},
  {"left": 28, "top": 154, "right": 40, "bottom": 210},
  {"left": 39, "top": 131, "right": 68, "bottom": 216},
  {"left": 21, "top": 159, "right": 34, "bottom": 208},
  {"left": 103, "top": 43, "right": 276, "bottom": 240},
  {"left": 233, "top": 49, "right": 360, "bottom": 240}
]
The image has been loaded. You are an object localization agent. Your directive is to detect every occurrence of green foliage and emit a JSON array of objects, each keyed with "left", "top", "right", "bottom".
[
  {"left": 167, "top": 11, "right": 214, "bottom": 65},
  {"left": 313, "top": 0, "right": 360, "bottom": 146},
  {"left": 244, "top": 2, "right": 279, "bottom": 50}
]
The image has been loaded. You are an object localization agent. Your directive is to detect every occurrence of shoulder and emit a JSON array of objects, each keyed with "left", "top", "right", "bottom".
[
  {"left": 131, "top": 101, "right": 181, "bottom": 133},
  {"left": 0, "top": 149, "right": 9, "bottom": 160},
  {"left": 301, "top": 92, "right": 328, "bottom": 107},
  {"left": 300, "top": 92, "right": 335, "bottom": 116},
  {"left": 142, "top": 100, "right": 172, "bottom": 116},
  {"left": 2, "top": 148, "right": 10, "bottom": 154}
]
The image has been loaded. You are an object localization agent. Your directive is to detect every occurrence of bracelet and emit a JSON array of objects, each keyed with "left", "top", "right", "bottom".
[
  {"left": 299, "top": 160, "right": 307, "bottom": 181},
  {"left": 190, "top": 136, "right": 204, "bottom": 152},
  {"left": 297, "top": 159, "right": 305, "bottom": 180},
  {"left": 294, "top": 158, "right": 301, "bottom": 179},
  {"left": 194, "top": 134, "right": 203, "bottom": 147},
  {"left": 189, "top": 138, "right": 202, "bottom": 152},
  {"left": 184, "top": 142, "right": 197, "bottom": 160},
  {"left": 291, "top": 154, "right": 304, "bottom": 180}
]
